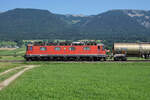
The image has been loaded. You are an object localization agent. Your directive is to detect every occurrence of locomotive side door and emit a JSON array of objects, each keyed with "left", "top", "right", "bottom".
[{"left": 98, "top": 45, "right": 101, "bottom": 54}]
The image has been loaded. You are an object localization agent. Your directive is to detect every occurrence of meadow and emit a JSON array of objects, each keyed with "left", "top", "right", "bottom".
[
  {"left": 0, "top": 63, "right": 24, "bottom": 73},
  {"left": 0, "top": 62, "right": 150, "bottom": 100},
  {"left": 0, "top": 47, "right": 25, "bottom": 56},
  {"left": 0, "top": 47, "right": 25, "bottom": 61}
]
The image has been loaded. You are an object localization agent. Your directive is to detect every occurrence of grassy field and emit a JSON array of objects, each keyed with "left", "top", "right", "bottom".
[
  {"left": 0, "top": 56, "right": 24, "bottom": 61},
  {"left": 0, "top": 47, "right": 25, "bottom": 61},
  {"left": 0, "top": 67, "right": 25, "bottom": 82},
  {"left": 0, "top": 47, "right": 25, "bottom": 56},
  {"left": 0, "top": 63, "right": 24, "bottom": 73},
  {"left": 0, "top": 62, "right": 150, "bottom": 100}
]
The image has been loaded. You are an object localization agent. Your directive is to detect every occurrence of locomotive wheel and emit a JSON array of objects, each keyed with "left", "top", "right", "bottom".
[
  {"left": 114, "top": 57, "right": 119, "bottom": 61},
  {"left": 26, "top": 58, "right": 29, "bottom": 61},
  {"left": 64, "top": 57, "right": 68, "bottom": 61},
  {"left": 121, "top": 57, "right": 127, "bottom": 61},
  {"left": 103, "top": 57, "right": 106, "bottom": 61},
  {"left": 76, "top": 57, "right": 81, "bottom": 61},
  {"left": 88, "top": 57, "right": 93, "bottom": 61},
  {"left": 93, "top": 57, "right": 99, "bottom": 61},
  {"left": 26, "top": 58, "right": 32, "bottom": 61}
]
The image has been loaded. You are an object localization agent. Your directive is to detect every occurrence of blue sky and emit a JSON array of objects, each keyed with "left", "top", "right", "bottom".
[{"left": 0, "top": 0, "right": 150, "bottom": 15}]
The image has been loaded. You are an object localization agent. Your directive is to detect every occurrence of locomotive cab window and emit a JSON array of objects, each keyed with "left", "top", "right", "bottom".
[
  {"left": 28, "top": 46, "right": 33, "bottom": 51},
  {"left": 84, "top": 47, "right": 90, "bottom": 50},
  {"left": 69, "top": 47, "right": 76, "bottom": 51},
  {"left": 55, "top": 47, "right": 61, "bottom": 51},
  {"left": 40, "top": 47, "right": 47, "bottom": 51}
]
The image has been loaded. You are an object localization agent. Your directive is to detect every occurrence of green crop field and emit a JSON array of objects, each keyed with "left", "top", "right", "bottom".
[{"left": 0, "top": 62, "right": 150, "bottom": 100}]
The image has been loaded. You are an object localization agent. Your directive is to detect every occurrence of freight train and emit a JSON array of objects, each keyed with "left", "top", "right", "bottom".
[{"left": 24, "top": 42, "right": 150, "bottom": 61}]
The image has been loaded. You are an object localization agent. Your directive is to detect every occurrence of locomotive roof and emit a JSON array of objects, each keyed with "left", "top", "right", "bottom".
[{"left": 27, "top": 42, "right": 104, "bottom": 46}]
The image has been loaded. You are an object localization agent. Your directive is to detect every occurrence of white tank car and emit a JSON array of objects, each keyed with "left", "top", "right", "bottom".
[{"left": 113, "top": 43, "right": 150, "bottom": 61}]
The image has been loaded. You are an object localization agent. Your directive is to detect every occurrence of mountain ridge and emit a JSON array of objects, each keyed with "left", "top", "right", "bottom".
[{"left": 0, "top": 8, "right": 150, "bottom": 43}]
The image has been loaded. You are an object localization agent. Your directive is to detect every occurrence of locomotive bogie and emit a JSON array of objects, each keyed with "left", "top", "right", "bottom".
[{"left": 24, "top": 54, "right": 106, "bottom": 61}]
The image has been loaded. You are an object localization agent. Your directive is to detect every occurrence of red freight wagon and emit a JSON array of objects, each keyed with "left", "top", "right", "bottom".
[{"left": 24, "top": 42, "right": 106, "bottom": 61}]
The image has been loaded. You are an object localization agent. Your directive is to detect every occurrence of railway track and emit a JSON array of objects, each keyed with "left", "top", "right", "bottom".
[
  {"left": 0, "top": 60, "right": 25, "bottom": 63},
  {"left": 0, "top": 60, "right": 150, "bottom": 63}
]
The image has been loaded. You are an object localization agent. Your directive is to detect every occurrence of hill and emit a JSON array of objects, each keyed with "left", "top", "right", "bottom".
[
  {"left": 0, "top": 8, "right": 150, "bottom": 43},
  {"left": 0, "top": 8, "right": 69, "bottom": 40},
  {"left": 76, "top": 10, "right": 150, "bottom": 42}
]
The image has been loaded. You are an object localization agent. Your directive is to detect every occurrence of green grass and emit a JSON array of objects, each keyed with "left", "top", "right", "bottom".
[
  {"left": 0, "top": 56, "right": 24, "bottom": 61},
  {"left": 127, "top": 57, "right": 146, "bottom": 60},
  {"left": 0, "top": 63, "right": 24, "bottom": 73},
  {"left": 0, "top": 47, "right": 25, "bottom": 56},
  {"left": 0, "top": 67, "right": 25, "bottom": 82},
  {"left": 0, "top": 47, "right": 25, "bottom": 61},
  {"left": 0, "top": 62, "right": 150, "bottom": 100}
]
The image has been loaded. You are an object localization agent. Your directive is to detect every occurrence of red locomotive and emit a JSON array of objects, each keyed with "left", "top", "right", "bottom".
[{"left": 24, "top": 42, "right": 106, "bottom": 61}]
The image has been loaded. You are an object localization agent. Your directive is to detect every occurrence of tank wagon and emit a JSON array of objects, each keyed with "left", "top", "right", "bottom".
[
  {"left": 113, "top": 43, "right": 150, "bottom": 61},
  {"left": 24, "top": 42, "right": 106, "bottom": 61}
]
